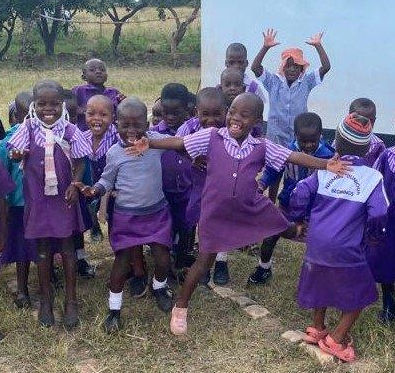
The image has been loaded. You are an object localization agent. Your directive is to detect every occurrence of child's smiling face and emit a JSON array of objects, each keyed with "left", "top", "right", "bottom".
[
  {"left": 117, "top": 105, "right": 148, "bottom": 146},
  {"left": 197, "top": 97, "right": 227, "bottom": 129},
  {"left": 226, "top": 93, "right": 261, "bottom": 143},
  {"left": 225, "top": 50, "right": 248, "bottom": 73},
  {"left": 86, "top": 96, "right": 113, "bottom": 137},
  {"left": 161, "top": 99, "right": 188, "bottom": 129},
  {"left": 283, "top": 57, "right": 303, "bottom": 83},
  {"left": 34, "top": 88, "right": 63, "bottom": 126},
  {"left": 296, "top": 127, "right": 321, "bottom": 155}
]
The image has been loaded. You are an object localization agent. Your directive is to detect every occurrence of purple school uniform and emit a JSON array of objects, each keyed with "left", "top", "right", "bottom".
[
  {"left": 184, "top": 127, "right": 292, "bottom": 253},
  {"left": 289, "top": 157, "right": 388, "bottom": 311},
  {"left": 366, "top": 148, "right": 395, "bottom": 283},
  {"left": 7, "top": 119, "right": 91, "bottom": 239},
  {"left": 72, "top": 84, "right": 120, "bottom": 131},
  {"left": 365, "top": 133, "right": 386, "bottom": 167},
  {"left": 152, "top": 120, "right": 192, "bottom": 231}
]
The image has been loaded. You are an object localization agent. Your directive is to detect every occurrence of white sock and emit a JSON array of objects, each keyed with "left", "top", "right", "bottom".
[
  {"left": 259, "top": 259, "right": 272, "bottom": 269},
  {"left": 76, "top": 249, "right": 86, "bottom": 260},
  {"left": 216, "top": 252, "right": 228, "bottom": 262},
  {"left": 152, "top": 277, "right": 167, "bottom": 290},
  {"left": 108, "top": 291, "right": 123, "bottom": 310}
]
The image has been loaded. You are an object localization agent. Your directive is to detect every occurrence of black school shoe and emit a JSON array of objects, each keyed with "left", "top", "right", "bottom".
[
  {"left": 247, "top": 266, "right": 272, "bottom": 285},
  {"left": 129, "top": 275, "right": 148, "bottom": 298},
  {"left": 38, "top": 302, "right": 55, "bottom": 327},
  {"left": 77, "top": 259, "right": 96, "bottom": 279},
  {"left": 152, "top": 285, "right": 173, "bottom": 313},
  {"left": 14, "top": 293, "right": 31, "bottom": 309},
  {"left": 104, "top": 310, "right": 122, "bottom": 334},
  {"left": 213, "top": 261, "right": 230, "bottom": 285}
]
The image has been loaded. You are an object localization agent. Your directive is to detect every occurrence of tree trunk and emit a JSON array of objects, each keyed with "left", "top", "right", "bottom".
[
  {"left": 112, "top": 23, "right": 123, "bottom": 55},
  {"left": 37, "top": 5, "right": 62, "bottom": 56},
  {"left": 18, "top": 16, "right": 35, "bottom": 66},
  {"left": 0, "top": 16, "right": 16, "bottom": 60}
]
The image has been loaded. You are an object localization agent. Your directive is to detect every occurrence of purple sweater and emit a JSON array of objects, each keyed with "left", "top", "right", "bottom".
[{"left": 289, "top": 156, "right": 388, "bottom": 268}]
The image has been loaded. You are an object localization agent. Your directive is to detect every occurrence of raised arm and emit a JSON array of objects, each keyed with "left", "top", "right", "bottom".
[
  {"left": 305, "top": 32, "right": 331, "bottom": 80},
  {"left": 251, "top": 28, "right": 280, "bottom": 77},
  {"left": 125, "top": 136, "right": 185, "bottom": 156},
  {"left": 288, "top": 152, "right": 351, "bottom": 175}
]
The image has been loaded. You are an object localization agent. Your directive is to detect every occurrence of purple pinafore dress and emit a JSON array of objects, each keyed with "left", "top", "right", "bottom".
[
  {"left": 198, "top": 131, "right": 290, "bottom": 253},
  {"left": 23, "top": 125, "right": 85, "bottom": 239}
]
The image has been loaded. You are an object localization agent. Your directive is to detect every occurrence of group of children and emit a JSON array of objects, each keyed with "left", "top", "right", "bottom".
[{"left": 0, "top": 28, "right": 393, "bottom": 363}]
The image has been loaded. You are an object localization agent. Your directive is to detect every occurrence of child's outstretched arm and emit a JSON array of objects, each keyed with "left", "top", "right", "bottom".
[
  {"left": 288, "top": 152, "right": 351, "bottom": 175},
  {"left": 251, "top": 28, "right": 280, "bottom": 77},
  {"left": 305, "top": 32, "right": 331, "bottom": 80},
  {"left": 125, "top": 136, "right": 185, "bottom": 156}
]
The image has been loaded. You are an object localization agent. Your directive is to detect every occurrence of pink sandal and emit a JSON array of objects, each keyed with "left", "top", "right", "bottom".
[
  {"left": 318, "top": 335, "right": 356, "bottom": 362},
  {"left": 303, "top": 326, "right": 329, "bottom": 344}
]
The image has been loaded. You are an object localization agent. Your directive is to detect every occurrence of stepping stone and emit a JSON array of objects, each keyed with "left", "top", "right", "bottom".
[
  {"left": 6, "top": 279, "right": 17, "bottom": 294},
  {"left": 243, "top": 304, "right": 270, "bottom": 319},
  {"left": 281, "top": 330, "right": 306, "bottom": 343},
  {"left": 300, "top": 342, "right": 335, "bottom": 365},
  {"left": 212, "top": 286, "right": 238, "bottom": 298},
  {"left": 229, "top": 295, "right": 256, "bottom": 307},
  {"left": 75, "top": 358, "right": 101, "bottom": 373}
]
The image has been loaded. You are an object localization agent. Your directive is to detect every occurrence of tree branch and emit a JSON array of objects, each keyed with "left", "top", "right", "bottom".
[
  {"left": 166, "top": 7, "right": 180, "bottom": 29},
  {"left": 120, "top": 3, "right": 146, "bottom": 23}
]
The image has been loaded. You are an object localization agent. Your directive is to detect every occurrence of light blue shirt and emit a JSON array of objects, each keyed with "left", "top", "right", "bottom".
[
  {"left": 95, "top": 131, "right": 168, "bottom": 215},
  {"left": 259, "top": 68, "right": 321, "bottom": 146}
]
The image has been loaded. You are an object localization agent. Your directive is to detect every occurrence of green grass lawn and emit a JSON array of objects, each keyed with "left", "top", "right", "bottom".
[{"left": 0, "top": 66, "right": 393, "bottom": 372}]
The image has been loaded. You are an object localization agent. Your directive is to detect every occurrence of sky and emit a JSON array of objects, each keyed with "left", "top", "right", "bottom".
[{"left": 201, "top": 0, "right": 394, "bottom": 134}]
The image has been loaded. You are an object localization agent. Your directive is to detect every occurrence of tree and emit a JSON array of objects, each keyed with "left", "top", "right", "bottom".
[
  {"left": 0, "top": 1, "right": 17, "bottom": 60},
  {"left": 156, "top": 0, "right": 200, "bottom": 67}
]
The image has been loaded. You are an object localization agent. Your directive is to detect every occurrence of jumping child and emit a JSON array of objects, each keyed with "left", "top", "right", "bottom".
[
  {"left": 289, "top": 113, "right": 388, "bottom": 362},
  {"left": 248, "top": 112, "right": 334, "bottom": 284},
  {"left": 75, "top": 97, "right": 174, "bottom": 333},
  {"left": 8, "top": 80, "right": 91, "bottom": 329},
  {"left": 0, "top": 91, "right": 37, "bottom": 308},
  {"left": 128, "top": 92, "right": 350, "bottom": 336}
]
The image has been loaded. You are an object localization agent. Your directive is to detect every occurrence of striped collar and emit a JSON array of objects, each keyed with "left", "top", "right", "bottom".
[{"left": 218, "top": 127, "right": 262, "bottom": 147}]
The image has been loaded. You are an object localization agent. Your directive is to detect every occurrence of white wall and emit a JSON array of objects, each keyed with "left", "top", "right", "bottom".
[{"left": 201, "top": 0, "right": 394, "bottom": 134}]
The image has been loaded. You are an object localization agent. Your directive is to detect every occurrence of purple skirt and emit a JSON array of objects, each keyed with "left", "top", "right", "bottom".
[
  {"left": 298, "top": 261, "right": 378, "bottom": 312},
  {"left": 109, "top": 206, "right": 172, "bottom": 251},
  {"left": 0, "top": 207, "right": 37, "bottom": 264}
]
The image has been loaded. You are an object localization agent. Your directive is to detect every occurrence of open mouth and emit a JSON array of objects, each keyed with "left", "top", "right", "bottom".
[
  {"left": 91, "top": 123, "right": 103, "bottom": 132},
  {"left": 43, "top": 114, "right": 56, "bottom": 121},
  {"left": 229, "top": 122, "right": 243, "bottom": 136}
]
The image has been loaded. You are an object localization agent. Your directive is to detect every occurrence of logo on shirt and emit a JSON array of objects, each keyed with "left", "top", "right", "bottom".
[{"left": 325, "top": 174, "right": 361, "bottom": 197}]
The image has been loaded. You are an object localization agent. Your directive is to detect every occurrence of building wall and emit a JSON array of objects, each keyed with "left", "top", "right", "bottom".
[{"left": 201, "top": 0, "right": 394, "bottom": 136}]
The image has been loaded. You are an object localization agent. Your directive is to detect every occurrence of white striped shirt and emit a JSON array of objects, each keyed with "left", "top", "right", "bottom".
[
  {"left": 184, "top": 127, "right": 292, "bottom": 172},
  {"left": 7, "top": 118, "right": 91, "bottom": 159},
  {"left": 83, "top": 123, "right": 118, "bottom": 161}
]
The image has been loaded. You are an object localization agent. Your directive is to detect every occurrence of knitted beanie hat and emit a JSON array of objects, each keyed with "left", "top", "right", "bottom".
[{"left": 336, "top": 113, "right": 372, "bottom": 146}]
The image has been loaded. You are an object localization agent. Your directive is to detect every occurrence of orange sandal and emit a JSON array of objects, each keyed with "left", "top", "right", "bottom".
[
  {"left": 303, "top": 326, "right": 329, "bottom": 344},
  {"left": 318, "top": 335, "right": 356, "bottom": 362}
]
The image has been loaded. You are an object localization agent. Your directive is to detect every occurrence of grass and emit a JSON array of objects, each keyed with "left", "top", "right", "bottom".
[{"left": 0, "top": 66, "right": 393, "bottom": 372}]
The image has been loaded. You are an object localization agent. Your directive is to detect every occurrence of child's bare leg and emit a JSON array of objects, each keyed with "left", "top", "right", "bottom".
[
  {"left": 131, "top": 245, "right": 145, "bottom": 278},
  {"left": 312, "top": 308, "right": 327, "bottom": 330},
  {"left": 331, "top": 310, "right": 361, "bottom": 344},
  {"left": 15, "top": 261, "right": 31, "bottom": 308},
  {"left": 176, "top": 252, "right": 217, "bottom": 308},
  {"left": 36, "top": 239, "right": 54, "bottom": 326},
  {"left": 268, "top": 176, "right": 281, "bottom": 203},
  {"left": 61, "top": 237, "right": 79, "bottom": 328}
]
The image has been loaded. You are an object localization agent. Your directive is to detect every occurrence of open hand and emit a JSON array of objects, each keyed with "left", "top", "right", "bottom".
[
  {"left": 306, "top": 32, "right": 323, "bottom": 47},
  {"left": 9, "top": 149, "right": 28, "bottom": 161},
  {"left": 326, "top": 153, "right": 352, "bottom": 175},
  {"left": 263, "top": 28, "right": 280, "bottom": 48},
  {"left": 72, "top": 181, "right": 98, "bottom": 198},
  {"left": 124, "top": 137, "right": 149, "bottom": 156}
]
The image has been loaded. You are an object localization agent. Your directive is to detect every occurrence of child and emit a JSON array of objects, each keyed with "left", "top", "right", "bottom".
[
  {"left": 176, "top": 87, "right": 227, "bottom": 281},
  {"left": 72, "top": 58, "right": 125, "bottom": 131},
  {"left": 128, "top": 92, "right": 350, "bottom": 336},
  {"left": 248, "top": 112, "right": 334, "bottom": 284},
  {"left": 251, "top": 29, "right": 331, "bottom": 147},
  {"left": 152, "top": 84, "right": 195, "bottom": 272},
  {"left": 366, "top": 148, "right": 395, "bottom": 323},
  {"left": 225, "top": 42, "right": 266, "bottom": 103},
  {"left": 0, "top": 162, "right": 15, "bottom": 340},
  {"left": 0, "top": 91, "right": 37, "bottom": 308},
  {"left": 349, "top": 98, "right": 385, "bottom": 166},
  {"left": 288, "top": 114, "right": 388, "bottom": 362},
  {"left": 75, "top": 97, "right": 174, "bottom": 333},
  {"left": 8, "top": 80, "right": 91, "bottom": 329},
  {"left": 150, "top": 98, "right": 163, "bottom": 126}
]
